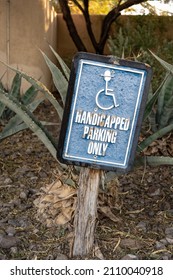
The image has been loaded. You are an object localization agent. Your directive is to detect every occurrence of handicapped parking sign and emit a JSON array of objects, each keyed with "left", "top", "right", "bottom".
[{"left": 57, "top": 52, "right": 152, "bottom": 172}]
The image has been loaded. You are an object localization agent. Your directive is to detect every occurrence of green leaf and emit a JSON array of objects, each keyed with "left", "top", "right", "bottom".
[
  {"left": 143, "top": 74, "right": 169, "bottom": 121},
  {"left": 143, "top": 88, "right": 159, "bottom": 121},
  {"left": 49, "top": 45, "right": 70, "bottom": 80},
  {"left": 159, "top": 95, "right": 173, "bottom": 129},
  {"left": 10, "top": 73, "right": 21, "bottom": 99},
  {"left": 4, "top": 73, "right": 22, "bottom": 119},
  {"left": 40, "top": 50, "right": 68, "bottom": 106},
  {"left": 21, "top": 85, "right": 38, "bottom": 105},
  {"left": 149, "top": 50, "right": 173, "bottom": 74},
  {"left": 0, "top": 95, "right": 6, "bottom": 119},
  {"left": 0, "top": 60, "right": 64, "bottom": 120},
  {"left": 0, "top": 88, "right": 57, "bottom": 160},
  {"left": 0, "top": 122, "right": 28, "bottom": 140},
  {"left": 0, "top": 80, "right": 6, "bottom": 93},
  {"left": 2, "top": 97, "right": 45, "bottom": 134},
  {"left": 136, "top": 156, "right": 173, "bottom": 167},
  {"left": 0, "top": 120, "right": 58, "bottom": 141},
  {"left": 156, "top": 73, "right": 173, "bottom": 127},
  {"left": 138, "top": 123, "right": 173, "bottom": 152}
]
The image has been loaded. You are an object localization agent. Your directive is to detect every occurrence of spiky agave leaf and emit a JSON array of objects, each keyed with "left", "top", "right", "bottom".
[
  {"left": 136, "top": 155, "right": 173, "bottom": 166},
  {"left": 157, "top": 74, "right": 173, "bottom": 129},
  {"left": 0, "top": 97, "right": 45, "bottom": 140},
  {"left": 149, "top": 50, "right": 173, "bottom": 74},
  {"left": 0, "top": 73, "right": 22, "bottom": 120},
  {"left": 49, "top": 45, "right": 70, "bottom": 80},
  {"left": 143, "top": 74, "right": 169, "bottom": 122},
  {"left": 138, "top": 123, "right": 173, "bottom": 152},
  {"left": 0, "top": 88, "right": 57, "bottom": 160},
  {"left": 0, "top": 60, "right": 64, "bottom": 120},
  {"left": 40, "top": 49, "right": 68, "bottom": 106}
]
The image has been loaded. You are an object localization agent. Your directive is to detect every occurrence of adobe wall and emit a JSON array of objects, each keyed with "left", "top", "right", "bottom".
[{"left": 0, "top": 0, "right": 57, "bottom": 91}]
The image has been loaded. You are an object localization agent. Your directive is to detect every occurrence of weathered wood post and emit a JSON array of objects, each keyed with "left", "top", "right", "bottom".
[
  {"left": 57, "top": 53, "right": 152, "bottom": 257},
  {"left": 73, "top": 168, "right": 101, "bottom": 256}
]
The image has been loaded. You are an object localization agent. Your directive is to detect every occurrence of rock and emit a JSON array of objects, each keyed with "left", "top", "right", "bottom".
[
  {"left": 0, "top": 235, "right": 19, "bottom": 249},
  {"left": 148, "top": 211, "right": 155, "bottom": 217},
  {"left": 4, "top": 178, "right": 12, "bottom": 184},
  {"left": 155, "top": 241, "right": 165, "bottom": 250},
  {"left": 8, "top": 219, "right": 20, "bottom": 227},
  {"left": 161, "top": 253, "right": 172, "bottom": 260},
  {"left": 165, "top": 227, "right": 173, "bottom": 238},
  {"left": 148, "top": 187, "right": 161, "bottom": 197},
  {"left": 19, "top": 204, "right": 32, "bottom": 211},
  {"left": 0, "top": 229, "right": 6, "bottom": 237},
  {"left": 136, "top": 221, "right": 147, "bottom": 233},
  {"left": 10, "top": 247, "right": 18, "bottom": 255},
  {"left": 0, "top": 254, "right": 6, "bottom": 260},
  {"left": 26, "top": 147, "right": 32, "bottom": 154},
  {"left": 6, "top": 226, "right": 16, "bottom": 237},
  {"left": 55, "top": 254, "right": 68, "bottom": 260},
  {"left": 166, "top": 237, "right": 173, "bottom": 244},
  {"left": 18, "top": 218, "right": 30, "bottom": 228},
  {"left": 121, "top": 254, "right": 138, "bottom": 260},
  {"left": 19, "top": 191, "right": 28, "bottom": 200},
  {"left": 28, "top": 188, "right": 37, "bottom": 195},
  {"left": 16, "top": 165, "right": 30, "bottom": 175},
  {"left": 159, "top": 239, "right": 168, "bottom": 246},
  {"left": 11, "top": 199, "right": 21, "bottom": 207},
  {"left": 120, "top": 238, "right": 143, "bottom": 250},
  {"left": 39, "top": 171, "right": 47, "bottom": 178},
  {"left": 30, "top": 176, "right": 38, "bottom": 181}
]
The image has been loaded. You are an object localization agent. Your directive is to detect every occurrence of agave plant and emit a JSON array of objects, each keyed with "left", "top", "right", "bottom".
[
  {"left": 138, "top": 52, "right": 173, "bottom": 155},
  {"left": 0, "top": 45, "right": 70, "bottom": 161}
]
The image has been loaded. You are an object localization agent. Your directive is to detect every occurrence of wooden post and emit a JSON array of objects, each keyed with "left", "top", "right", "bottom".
[{"left": 72, "top": 167, "right": 101, "bottom": 257}]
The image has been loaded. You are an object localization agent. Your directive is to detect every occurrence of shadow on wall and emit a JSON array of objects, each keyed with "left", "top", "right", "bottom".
[{"left": 0, "top": 0, "right": 58, "bottom": 92}]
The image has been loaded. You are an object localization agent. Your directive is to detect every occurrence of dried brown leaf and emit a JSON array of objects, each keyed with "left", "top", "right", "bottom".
[
  {"left": 55, "top": 207, "right": 74, "bottom": 225},
  {"left": 48, "top": 180, "right": 62, "bottom": 193},
  {"left": 99, "top": 206, "right": 120, "bottom": 222},
  {"left": 53, "top": 186, "right": 76, "bottom": 202},
  {"left": 41, "top": 194, "right": 54, "bottom": 203}
]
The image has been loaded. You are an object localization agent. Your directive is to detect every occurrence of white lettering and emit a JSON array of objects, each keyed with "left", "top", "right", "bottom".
[
  {"left": 114, "top": 116, "right": 121, "bottom": 129},
  {"left": 102, "top": 143, "right": 108, "bottom": 156},
  {"left": 104, "top": 115, "right": 111, "bottom": 128},
  {"left": 75, "top": 110, "right": 131, "bottom": 131},
  {"left": 75, "top": 110, "right": 82, "bottom": 123},
  {"left": 124, "top": 118, "right": 130, "bottom": 131},
  {"left": 82, "top": 126, "right": 89, "bottom": 138},
  {"left": 83, "top": 126, "right": 117, "bottom": 143},
  {"left": 87, "top": 141, "right": 109, "bottom": 156},
  {"left": 81, "top": 111, "right": 87, "bottom": 123}
]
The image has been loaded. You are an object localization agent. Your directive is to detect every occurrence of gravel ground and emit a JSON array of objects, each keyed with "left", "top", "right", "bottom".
[{"left": 0, "top": 108, "right": 173, "bottom": 260}]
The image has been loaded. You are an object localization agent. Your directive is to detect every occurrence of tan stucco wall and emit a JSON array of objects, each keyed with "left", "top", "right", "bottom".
[
  {"left": 0, "top": 0, "right": 7, "bottom": 80},
  {"left": 0, "top": 0, "right": 57, "bottom": 91}
]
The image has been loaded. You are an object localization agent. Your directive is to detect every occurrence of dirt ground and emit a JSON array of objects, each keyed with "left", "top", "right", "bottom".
[{"left": 0, "top": 105, "right": 173, "bottom": 260}]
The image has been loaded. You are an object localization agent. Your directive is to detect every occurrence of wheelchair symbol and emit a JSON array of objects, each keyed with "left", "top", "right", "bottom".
[{"left": 95, "top": 70, "right": 119, "bottom": 110}]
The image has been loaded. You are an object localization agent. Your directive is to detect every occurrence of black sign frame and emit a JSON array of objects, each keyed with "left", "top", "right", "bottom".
[{"left": 57, "top": 52, "right": 152, "bottom": 172}]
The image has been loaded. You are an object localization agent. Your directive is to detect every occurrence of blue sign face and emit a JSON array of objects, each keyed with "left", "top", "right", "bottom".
[{"left": 57, "top": 53, "right": 152, "bottom": 172}]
